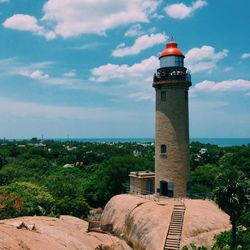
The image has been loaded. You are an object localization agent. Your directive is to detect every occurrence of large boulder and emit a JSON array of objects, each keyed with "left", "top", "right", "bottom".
[
  {"left": 0, "top": 215, "right": 131, "bottom": 250},
  {"left": 101, "top": 194, "right": 231, "bottom": 249}
]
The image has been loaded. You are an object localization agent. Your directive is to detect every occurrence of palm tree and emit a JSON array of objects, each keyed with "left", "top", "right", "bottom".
[{"left": 214, "top": 167, "right": 250, "bottom": 249}]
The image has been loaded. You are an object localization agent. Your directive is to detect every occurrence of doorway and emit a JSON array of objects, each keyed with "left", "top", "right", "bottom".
[
  {"left": 160, "top": 181, "right": 174, "bottom": 197},
  {"left": 146, "top": 179, "right": 153, "bottom": 194},
  {"left": 160, "top": 181, "right": 168, "bottom": 196}
]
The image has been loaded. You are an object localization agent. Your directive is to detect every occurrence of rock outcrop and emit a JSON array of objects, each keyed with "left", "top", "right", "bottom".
[
  {"left": 101, "top": 194, "right": 231, "bottom": 249},
  {"left": 0, "top": 215, "right": 131, "bottom": 250},
  {"left": 0, "top": 195, "right": 231, "bottom": 250}
]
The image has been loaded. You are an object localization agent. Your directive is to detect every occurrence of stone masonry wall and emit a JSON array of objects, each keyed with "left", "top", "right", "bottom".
[{"left": 155, "top": 81, "right": 190, "bottom": 197}]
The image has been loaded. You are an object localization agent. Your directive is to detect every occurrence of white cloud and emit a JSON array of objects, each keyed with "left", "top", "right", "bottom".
[
  {"left": 165, "top": 0, "right": 207, "bottom": 19},
  {"left": 20, "top": 71, "right": 84, "bottom": 88},
  {"left": 185, "top": 45, "right": 228, "bottom": 73},
  {"left": 44, "top": 31, "right": 56, "bottom": 40},
  {"left": 20, "top": 70, "right": 49, "bottom": 80},
  {"left": 3, "top": 14, "right": 42, "bottom": 32},
  {"left": 223, "top": 67, "right": 232, "bottom": 72},
  {"left": 0, "top": 58, "right": 54, "bottom": 79},
  {"left": 241, "top": 53, "right": 250, "bottom": 59},
  {"left": 90, "top": 56, "right": 158, "bottom": 101},
  {"left": 63, "top": 70, "right": 76, "bottom": 78},
  {"left": 125, "top": 24, "right": 144, "bottom": 37},
  {"left": 0, "top": 58, "right": 89, "bottom": 89},
  {"left": 129, "top": 91, "right": 154, "bottom": 101},
  {"left": 90, "top": 55, "right": 158, "bottom": 82},
  {"left": 71, "top": 42, "right": 103, "bottom": 50},
  {"left": 3, "top": 1, "right": 161, "bottom": 39},
  {"left": 2, "top": 14, "right": 56, "bottom": 40},
  {"left": 124, "top": 24, "right": 157, "bottom": 37},
  {"left": 192, "top": 79, "right": 250, "bottom": 92},
  {"left": 112, "top": 33, "right": 167, "bottom": 57},
  {"left": 42, "top": 0, "right": 160, "bottom": 38},
  {"left": 0, "top": 0, "right": 9, "bottom": 3}
]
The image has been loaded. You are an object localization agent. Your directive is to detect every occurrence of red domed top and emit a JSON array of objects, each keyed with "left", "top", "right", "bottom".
[{"left": 159, "top": 41, "right": 184, "bottom": 58}]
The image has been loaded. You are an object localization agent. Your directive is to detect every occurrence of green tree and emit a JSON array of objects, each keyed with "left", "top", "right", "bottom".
[
  {"left": 83, "top": 156, "right": 153, "bottom": 207},
  {"left": 52, "top": 196, "right": 90, "bottom": 218},
  {"left": 0, "top": 164, "right": 32, "bottom": 185},
  {"left": 0, "top": 154, "right": 6, "bottom": 169},
  {"left": 213, "top": 229, "right": 250, "bottom": 250},
  {"left": 191, "top": 164, "right": 220, "bottom": 195},
  {"left": 214, "top": 168, "right": 250, "bottom": 249},
  {"left": 0, "top": 182, "right": 54, "bottom": 219},
  {"left": 213, "top": 231, "right": 232, "bottom": 250}
]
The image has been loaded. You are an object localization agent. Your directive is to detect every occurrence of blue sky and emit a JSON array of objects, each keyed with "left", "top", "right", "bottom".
[{"left": 0, "top": 0, "right": 249, "bottom": 139}]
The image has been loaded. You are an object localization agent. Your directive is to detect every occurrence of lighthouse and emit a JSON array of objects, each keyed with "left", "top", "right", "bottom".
[{"left": 153, "top": 40, "right": 192, "bottom": 197}]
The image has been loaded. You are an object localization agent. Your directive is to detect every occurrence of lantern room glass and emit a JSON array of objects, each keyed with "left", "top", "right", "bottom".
[{"left": 160, "top": 56, "right": 183, "bottom": 68}]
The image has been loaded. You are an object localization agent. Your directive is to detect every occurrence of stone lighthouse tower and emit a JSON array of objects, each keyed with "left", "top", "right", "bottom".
[{"left": 153, "top": 40, "right": 192, "bottom": 197}]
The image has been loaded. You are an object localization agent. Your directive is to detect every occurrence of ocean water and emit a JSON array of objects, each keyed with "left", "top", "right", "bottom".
[
  {"left": 190, "top": 138, "right": 250, "bottom": 147},
  {"left": 54, "top": 138, "right": 250, "bottom": 147}
]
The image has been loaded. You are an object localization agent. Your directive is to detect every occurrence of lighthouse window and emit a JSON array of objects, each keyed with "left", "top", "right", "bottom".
[
  {"left": 175, "top": 56, "right": 179, "bottom": 66},
  {"left": 162, "top": 56, "right": 175, "bottom": 67},
  {"left": 161, "top": 91, "right": 166, "bottom": 101},
  {"left": 175, "top": 56, "right": 183, "bottom": 67},
  {"left": 160, "top": 144, "right": 167, "bottom": 154}
]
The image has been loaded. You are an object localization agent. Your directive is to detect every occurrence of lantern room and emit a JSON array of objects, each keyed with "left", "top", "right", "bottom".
[{"left": 159, "top": 41, "right": 185, "bottom": 68}]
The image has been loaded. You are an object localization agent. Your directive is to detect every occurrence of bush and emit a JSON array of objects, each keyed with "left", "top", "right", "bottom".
[
  {"left": 213, "top": 230, "right": 250, "bottom": 250},
  {"left": 213, "top": 231, "right": 232, "bottom": 250},
  {"left": 0, "top": 182, "right": 54, "bottom": 219},
  {"left": 182, "top": 243, "right": 208, "bottom": 250},
  {"left": 52, "top": 196, "right": 90, "bottom": 218}
]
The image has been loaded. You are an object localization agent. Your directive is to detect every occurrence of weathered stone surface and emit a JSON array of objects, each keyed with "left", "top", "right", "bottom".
[
  {"left": 0, "top": 215, "right": 131, "bottom": 250},
  {"left": 101, "top": 194, "right": 231, "bottom": 250},
  {"left": 0, "top": 195, "right": 231, "bottom": 250}
]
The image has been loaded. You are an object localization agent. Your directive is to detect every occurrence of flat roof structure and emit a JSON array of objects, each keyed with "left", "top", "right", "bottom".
[{"left": 129, "top": 171, "right": 155, "bottom": 179}]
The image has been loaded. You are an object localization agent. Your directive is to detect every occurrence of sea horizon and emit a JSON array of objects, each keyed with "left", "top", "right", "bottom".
[{"left": 4, "top": 137, "right": 250, "bottom": 147}]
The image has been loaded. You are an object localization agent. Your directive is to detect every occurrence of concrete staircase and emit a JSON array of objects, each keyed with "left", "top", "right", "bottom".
[{"left": 164, "top": 203, "right": 186, "bottom": 250}]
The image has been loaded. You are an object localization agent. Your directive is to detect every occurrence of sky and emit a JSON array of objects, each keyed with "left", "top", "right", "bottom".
[{"left": 0, "top": 0, "right": 249, "bottom": 139}]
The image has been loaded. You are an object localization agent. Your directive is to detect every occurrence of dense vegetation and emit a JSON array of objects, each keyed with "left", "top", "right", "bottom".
[
  {"left": 0, "top": 139, "right": 249, "bottom": 248},
  {"left": 0, "top": 139, "right": 154, "bottom": 218}
]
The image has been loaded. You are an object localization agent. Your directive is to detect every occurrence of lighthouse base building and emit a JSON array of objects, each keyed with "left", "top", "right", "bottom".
[{"left": 129, "top": 40, "right": 191, "bottom": 198}]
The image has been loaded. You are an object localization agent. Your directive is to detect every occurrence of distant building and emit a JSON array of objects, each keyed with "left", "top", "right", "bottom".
[
  {"left": 129, "top": 40, "right": 192, "bottom": 198},
  {"left": 63, "top": 164, "right": 74, "bottom": 168}
]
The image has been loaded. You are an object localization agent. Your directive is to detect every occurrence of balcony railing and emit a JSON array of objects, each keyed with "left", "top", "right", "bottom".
[
  {"left": 153, "top": 67, "right": 191, "bottom": 84},
  {"left": 124, "top": 185, "right": 160, "bottom": 202}
]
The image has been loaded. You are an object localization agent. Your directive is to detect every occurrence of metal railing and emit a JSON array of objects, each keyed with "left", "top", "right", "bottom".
[
  {"left": 123, "top": 185, "right": 213, "bottom": 202},
  {"left": 124, "top": 186, "right": 160, "bottom": 202},
  {"left": 153, "top": 67, "right": 191, "bottom": 84},
  {"left": 188, "top": 192, "right": 213, "bottom": 200}
]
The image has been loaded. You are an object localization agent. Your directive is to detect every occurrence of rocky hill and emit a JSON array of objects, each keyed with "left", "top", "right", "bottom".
[{"left": 101, "top": 194, "right": 231, "bottom": 249}]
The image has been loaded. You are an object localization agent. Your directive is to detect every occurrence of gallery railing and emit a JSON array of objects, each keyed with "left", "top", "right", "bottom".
[{"left": 153, "top": 67, "right": 191, "bottom": 84}]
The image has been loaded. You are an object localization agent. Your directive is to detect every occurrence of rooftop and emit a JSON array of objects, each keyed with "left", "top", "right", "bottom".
[
  {"left": 159, "top": 41, "right": 184, "bottom": 58},
  {"left": 129, "top": 171, "right": 155, "bottom": 178}
]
